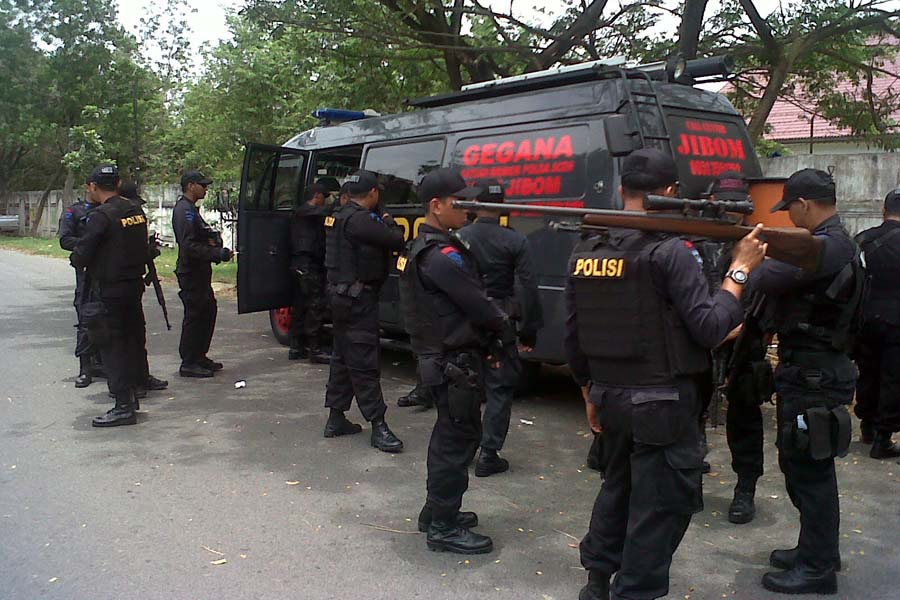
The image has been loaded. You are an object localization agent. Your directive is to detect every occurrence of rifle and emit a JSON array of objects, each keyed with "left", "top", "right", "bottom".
[
  {"left": 145, "top": 232, "right": 171, "bottom": 330},
  {"left": 453, "top": 197, "right": 822, "bottom": 270}
]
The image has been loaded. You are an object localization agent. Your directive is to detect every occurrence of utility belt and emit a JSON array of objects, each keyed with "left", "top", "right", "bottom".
[
  {"left": 329, "top": 281, "right": 379, "bottom": 299},
  {"left": 442, "top": 350, "right": 484, "bottom": 424},
  {"left": 778, "top": 347, "right": 844, "bottom": 369}
]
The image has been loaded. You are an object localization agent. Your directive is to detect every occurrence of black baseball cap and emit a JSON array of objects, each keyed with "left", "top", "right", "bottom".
[
  {"left": 87, "top": 164, "right": 120, "bottom": 186},
  {"left": 118, "top": 181, "right": 145, "bottom": 204},
  {"left": 620, "top": 148, "right": 678, "bottom": 190},
  {"left": 770, "top": 168, "right": 836, "bottom": 213},
  {"left": 476, "top": 178, "right": 506, "bottom": 203},
  {"left": 883, "top": 188, "right": 900, "bottom": 213},
  {"left": 343, "top": 170, "right": 383, "bottom": 196},
  {"left": 181, "top": 170, "right": 212, "bottom": 189},
  {"left": 710, "top": 171, "right": 749, "bottom": 201},
  {"left": 417, "top": 168, "right": 482, "bottom": 205}
]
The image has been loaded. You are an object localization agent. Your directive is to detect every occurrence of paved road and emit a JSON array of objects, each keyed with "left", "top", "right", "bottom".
[{"left": 1, "top": 249, "right": 897, "bottom": 600}]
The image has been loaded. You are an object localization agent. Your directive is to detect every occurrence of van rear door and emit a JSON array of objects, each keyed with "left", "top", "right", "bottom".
[{"left": 237, "top": 143, "right": 310, "bottom": 314}]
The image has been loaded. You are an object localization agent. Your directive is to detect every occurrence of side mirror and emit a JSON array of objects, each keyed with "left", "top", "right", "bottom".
[{"left": 605, "top": 114, "right": 642, "bottom": 157}]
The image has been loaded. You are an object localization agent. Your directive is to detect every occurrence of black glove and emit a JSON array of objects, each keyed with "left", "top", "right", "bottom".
[
  {"left": 382, "top": 213, "right": 396, "bottom": 228},
  {"left": 218, "top": 247, "right": 233, "bottom": 262}
]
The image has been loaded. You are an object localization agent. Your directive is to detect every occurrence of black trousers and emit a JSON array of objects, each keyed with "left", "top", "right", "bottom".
[
  {"left": 726, "top": 390, "right": 764, "bottom": 483},
  {"left": 854, "top": 322, "right": 900, "bottom": 432},
  {"left": 580, "top": 380, "right": 703, "bottom": 600},
  {"left": 324, "top": 290, "right": 386, "bottom": 422},
  {"left": 177, "top": 274, "right": 217, "bottom": 366},
  {"left": 94, "top": 282, "right": 146, "bottom": 395},
  {"left": 480, "top": 343, "right": 521, "bottom": 451},
  {"left": 73, "top": 268, "right": 95, "bottom": 358},
  {"left": 426, "top": 356, "right": 483, "bottom": 520},
  {"left": 288, "top": 270, "right": 327, "bottom": 348},
  {"left": 773, "top": 359, "right": 855, "bottom": 572}
]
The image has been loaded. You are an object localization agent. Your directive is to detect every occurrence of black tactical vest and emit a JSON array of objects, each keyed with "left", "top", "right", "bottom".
[
  {"left": 399, "top": 230, "right": 482, "bottom": 355},
  {"left": 570, "top": 232, "right": 710, "bottom": 386},
  {"left": 325, "top": 201, "right": 390, "bottom": 285},
  {"left": 857, "top": 226, "right": 900, "bottom": 325},
  {"left": 776, "top": 245, "right": 864, "bottom": 352},
  {"left": 89, "top": 196, "right": 149, "bottom": 284}
]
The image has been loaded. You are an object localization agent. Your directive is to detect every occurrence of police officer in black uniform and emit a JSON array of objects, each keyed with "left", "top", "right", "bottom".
[
  {"left": 455, "top": 179, "right": 543, "bottom": 476},
  {"left": 853, "top": 188, "right": 900, "bottom": 459},
  {"left": 288, "top": 182, "right": 330, "bottom": 363},
  {"left": 71, "top": 165, "right": 151, "bottom": 427},
  {"left": 173, "top": 170, "right": 233, "bottom": 378},
  {"left": 323, "top": 170, "right": 405, "bottom": 453},
  {"left": 748, "top": 169, "right": 862, "bottom": 595},
  {"left": 399, "top": 167, "right": 512, "bottom": 554},
  {"left": 567, "top": 149, "right": 767, "bottom": 600},
  {"left": 59, "top": 179, "right": 102, "bottom": 388}
]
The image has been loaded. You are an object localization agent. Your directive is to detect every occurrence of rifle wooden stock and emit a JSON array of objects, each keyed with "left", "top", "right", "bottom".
[{"left": 453, "top": 201, "right": 822, "bottom": 271}]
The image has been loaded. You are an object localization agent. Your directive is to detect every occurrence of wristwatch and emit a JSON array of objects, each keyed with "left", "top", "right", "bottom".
[{"left": 726, "top": 269, "right": 748, "bottom": 285}]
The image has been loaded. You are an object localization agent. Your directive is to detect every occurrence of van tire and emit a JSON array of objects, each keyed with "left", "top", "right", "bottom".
[{"left": 269, "top": 308, "right": 293, "bottom": 346}]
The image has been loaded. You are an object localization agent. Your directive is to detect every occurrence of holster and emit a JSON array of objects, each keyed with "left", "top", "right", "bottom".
[
  {"left": 444, "top": 353, "right": 482, "bottom": 424},
  {"left": 81, "top": 299, "right": 111, "bottom": 346},
  {"left": 791, "top": 406, "right": 852, "bottom": 460}
]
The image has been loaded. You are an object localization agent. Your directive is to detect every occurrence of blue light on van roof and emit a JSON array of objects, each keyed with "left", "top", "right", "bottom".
[{"left": 312, "top": 109, "right": 369, "bottom": 123}]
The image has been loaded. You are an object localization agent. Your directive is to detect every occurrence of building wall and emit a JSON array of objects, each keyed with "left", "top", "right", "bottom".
[
  {"left": 760, "top": 152, "right": 900, "bottom": 235},
  {"left": 777, "top": 140, "right": 889, "bottom": 156}
]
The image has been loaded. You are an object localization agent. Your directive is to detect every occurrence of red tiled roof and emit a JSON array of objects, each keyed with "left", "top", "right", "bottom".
[{"left": 725, "top": 45, "right": 900, "bottom": 141}]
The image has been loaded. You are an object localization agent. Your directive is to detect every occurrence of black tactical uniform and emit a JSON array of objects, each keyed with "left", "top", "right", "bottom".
[
  {"left": 455, "top": 180, "right": 543, "bottom": 476},
  {"left": 288, "top": 190, "right": 329, "bottom": 363},
  {"left": 172, "top": 171, "right": 231, "bottom": 377},
  {"left": 751, "top": 170, "right": 862, "bottom": 595},
  {"left": 323, "top": 170, "right": 405, "bottom": 452},
  {"left": 71, "top": 166, "right": 149, "bottom": 427},
  {"left": 567, "top": 228, "right": 745, "bottom": 599},
  {"left": 853, "top": 192, "right": 900, "bottom": 459},
  {"left": 59, "top": 195, "right": 102, "bottom": 387}
]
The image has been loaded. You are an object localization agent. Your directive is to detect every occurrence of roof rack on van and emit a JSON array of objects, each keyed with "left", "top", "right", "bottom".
[{"left": 406, "top": 55, "right": 734, "bottom": 110}]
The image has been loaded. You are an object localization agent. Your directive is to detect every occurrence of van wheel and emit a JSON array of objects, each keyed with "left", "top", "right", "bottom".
[
  {"left": 269, "top": 308, "right": 293, "bottom": 346},
  {"left": 516, "top": 361, "right": 542, "bottom": 397}
]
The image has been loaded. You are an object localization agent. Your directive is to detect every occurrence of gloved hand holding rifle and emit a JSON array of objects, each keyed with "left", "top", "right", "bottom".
[{"left": 145, "top": 231, "right": 171, "bottom": 330}]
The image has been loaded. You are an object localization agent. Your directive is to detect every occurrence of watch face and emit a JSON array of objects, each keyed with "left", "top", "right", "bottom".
[{"left": 732, "top": 270, "right": 748, "bottom": 283}]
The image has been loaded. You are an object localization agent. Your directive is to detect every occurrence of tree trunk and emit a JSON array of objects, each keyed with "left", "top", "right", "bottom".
[
  {"left": 746, "top": 55, "right": 792, "bottom": 142},
  {"left": 62, "top": 168, "right": 75, "bottom": 205},
  {"left": 29, "top": 168, "right": 64, "bottom": 237},
  {"left": 678, "top": 0, "right": 709, "bottom": 59}
]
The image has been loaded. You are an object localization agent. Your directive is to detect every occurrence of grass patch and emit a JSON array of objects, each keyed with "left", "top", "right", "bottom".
[{"left": 0, "top": 235, "right": 236, "bottom": 285}]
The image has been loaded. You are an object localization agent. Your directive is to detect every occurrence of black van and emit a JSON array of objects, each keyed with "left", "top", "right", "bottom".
[{"left": 236, "top": 58, "right": 762, "bottom": 377}]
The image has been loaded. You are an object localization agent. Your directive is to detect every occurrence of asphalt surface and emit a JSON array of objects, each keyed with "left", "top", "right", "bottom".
[{"left": 1, "top": 248, "right": 898, "bottom": 600}]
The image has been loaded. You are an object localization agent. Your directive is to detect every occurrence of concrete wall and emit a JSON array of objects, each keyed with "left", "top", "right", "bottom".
[
  {"left": 0, "top": 184, "right": 236, "bottom": 249},
  {"left": 778, "top": 140, "right": 889, "bottom": 156},
  {"left": 760, "top": 152, "right": 900, "bottom": 236}
]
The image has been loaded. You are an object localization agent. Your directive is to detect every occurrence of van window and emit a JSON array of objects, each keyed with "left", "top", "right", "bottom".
[
  {"left": 241, "top": 147, "right": 307, "bottom": 211},
  {"left": 452, "top": 125, "right": 589, "bottom": 202},
  {"left": 362, "top": 139, "right": 446, "bottom": 207},
  {"left": 311, "top": 145, "right": 363, "bottom": 199}
]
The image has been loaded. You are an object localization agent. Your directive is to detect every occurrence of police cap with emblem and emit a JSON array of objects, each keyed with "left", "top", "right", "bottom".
[
  {"left": 476, "top": 178, "right": 505, "bottom": 203},
  {"left": 709, "top": 171, "right": 749, "bottom": 202},
  {"left": 180, "top": 170, "right": 213, "bottom": 189},
  {"left": 417, "top": 167, "right": 482, "bottom": 207},
  {"left": 620, "top": 148, "right": 678, "bottom": 191},
  {"left": 87, "top": 164, "right": 120, "bottom": 187},
  {"left": 770, "top": 168, "right": 836, "bottom": 213},
  {"left": 343, "top": 170, "right": 384, "bottom": 196}
]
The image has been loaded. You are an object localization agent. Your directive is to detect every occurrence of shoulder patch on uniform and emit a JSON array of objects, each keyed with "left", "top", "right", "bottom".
[
  {"left": 185, "top": 210, "right": 195, "bottom": 223},
  {"left": 369, "top": 212, "right": 383, "bottom": 223},
  {"left": 64, "top": 208, "right": 74, "bottom": 219},
  {"left": 324, "top": 215, "right": 335, "bottom": 227},
  {"left": 440, "top": 246, "right": 465, "bottom": 268},
  {"left": 683, "top": 240, "right": 694, "bottom": 249}
]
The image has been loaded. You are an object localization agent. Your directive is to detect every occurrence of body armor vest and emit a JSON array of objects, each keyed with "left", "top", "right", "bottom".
[
  {"left": 570, "top": 232, "right": 710, "bottom": 386},
  {"left": 776, "top": 244, "right": 864, "bottom": 352},
  {"left": 857, "top": 226, "right": 900, "bottom": 325},
  {"left": 89, "top": 197, "right": 149, "bottom": 284},
  {"left": 399, "top": 230, "right": 482, "bottom": 355},
  {"left": 325, "top": 201, "right": 390, "bottom": 285}
]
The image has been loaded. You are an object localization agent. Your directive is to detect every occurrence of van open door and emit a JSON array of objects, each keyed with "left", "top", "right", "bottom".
[{"left": 237, "top": 143, "right": 310, "bottom": 314}]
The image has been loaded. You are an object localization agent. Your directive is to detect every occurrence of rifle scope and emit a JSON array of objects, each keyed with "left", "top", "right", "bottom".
[{"left": 644, "top": 194, "right": 753, "bottom": 215}]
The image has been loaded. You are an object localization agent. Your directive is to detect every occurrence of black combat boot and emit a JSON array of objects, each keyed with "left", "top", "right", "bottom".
[
  {"left": 427, "top": 519, "right": 493, "bottom": 554},
  {"left": 198, "top": 357, "right": 224, "bottom": 372},
  {"left": 75, "top": 355, "right": 92, "bottom": 388},
  {"left": 323, "top": 409, "right": 362, "bottom": 438},
  {"left": 762, "top": 565, "right": 837, "bottom": 595},
  {"left": 179, "top": 363, "right": 214, "bottom": 378},
  {"left": 370, "top": 418, "right": 404, "bottom": 453},
  {"left": 870, "top": 431, "right": 900, "bottom": 459},
  {"left": 306, "top": 343, "right": 330, "bottom": 364},
  {"left": 770, "top": 547, "right": 842, "bottom": 572},
  {"left": 860, "top": 420, "right": 875, "bottom": 444},
  {"left": 92, "top": 391, "right": 137, "bottom": 427},
  {"left": 417, "top": 503, "right": 478, "bottom": 532},
  {"left": 579, "top": 570, "right": 611, "bottom": 600},
  {"left": 146, "top": 375, "right": 168, "bottom": 391},
  {"left": 475, "top": 447, "right": 509, "bottom": 477},
  {"left": 728, "top": 480, "right": 757, "bottom": 524}
]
